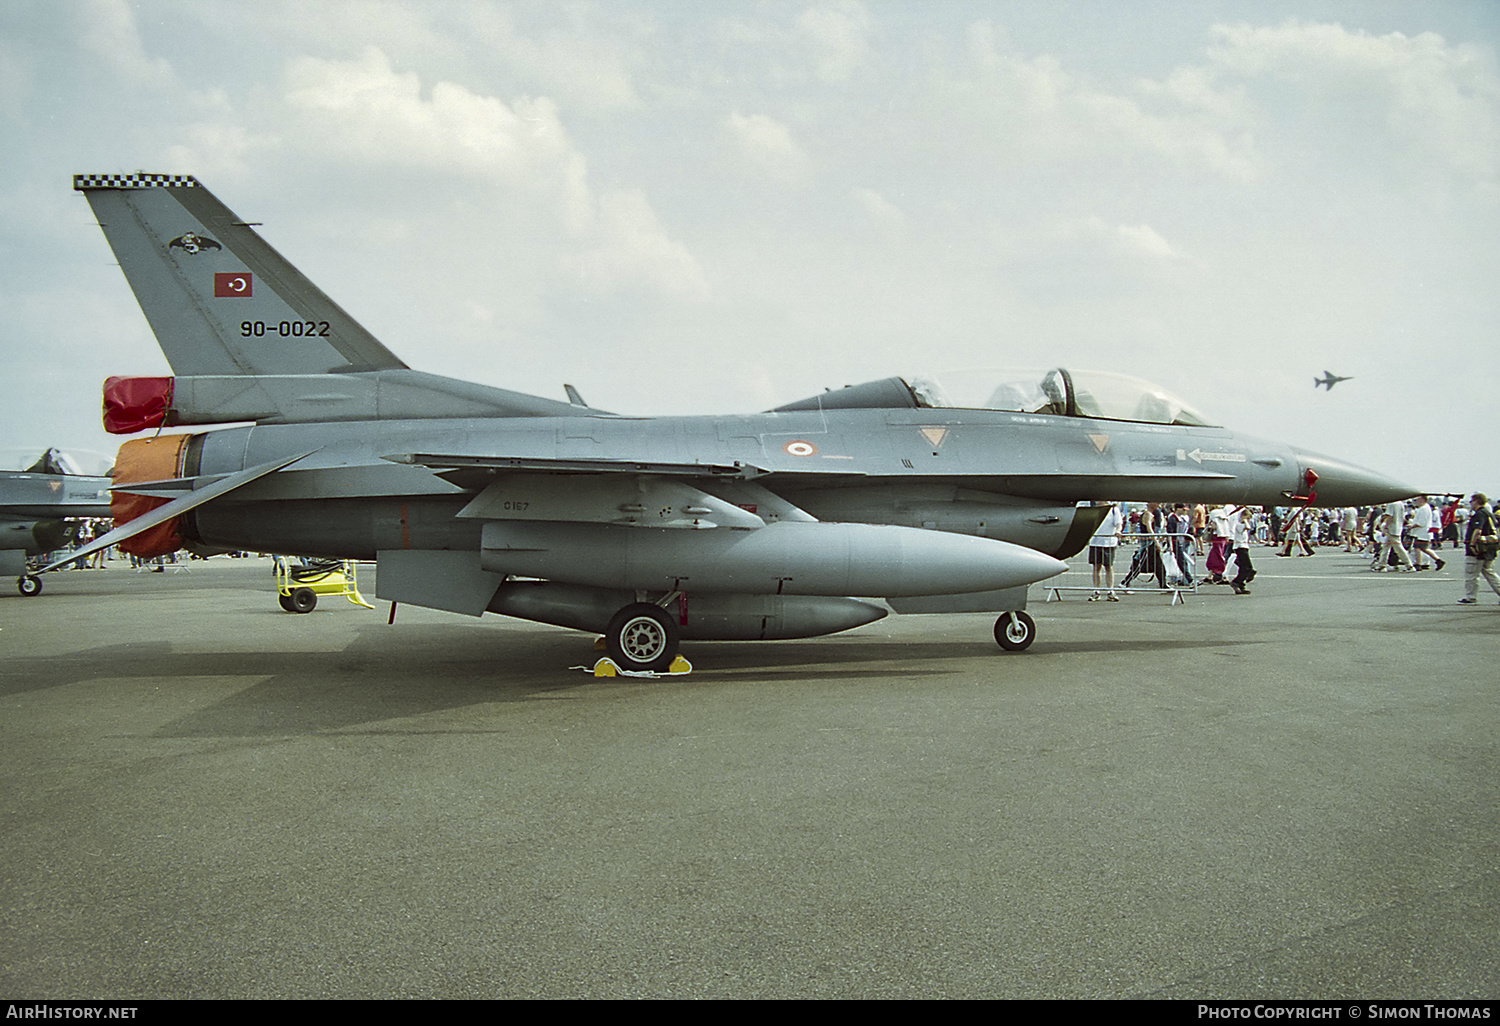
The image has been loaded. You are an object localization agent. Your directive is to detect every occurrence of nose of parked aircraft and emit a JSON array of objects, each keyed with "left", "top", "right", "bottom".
[
  {"left": 1006, "top": 543, "right": 1070, "bottom": 586},
  {"left": 1289, "top": 447, "right": 1417, "bottom": 507}
]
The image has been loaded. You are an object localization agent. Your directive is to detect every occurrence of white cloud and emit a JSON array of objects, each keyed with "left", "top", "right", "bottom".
[
  {"left": 567, "top": 190, "right": 709, "bottom": 300},
  {"left": 955, "top": 20, "right": 1264, "bottom": 182},
  {"left": 276, "top": 47, "right": 702, "bottom": 303},
  {"left": 852, "top": 186, "right": 904, "bottom": 228},
  {"left": 76, "top": 0, "right": 172, "bottom": 87},
  {"left": 1062, "top": 216, "right": 1185, "bottom": 262},
  {"left": 0, "top": 33, "right": 35, "bottom": 120},
  {"left": 1112, "top": 222, "right": 1182, "bottom": 261},
  {"left": 163, "top": 118, "right": 278, "bottom": 184},
  {"left": 1207, "top": 20, "right": 1500, "bottom": 188},
  {"left": 724, "top": 110, "right": 810, "bottom": 183},
  {"left": 795, "top": 1, "right": 873, "bottom": 84},
  {"left": 282, "top": 47, "right": 592, "bottom": 226},
  {"left": 283, "top": 48, "right": 564, "bottom": 175},
  {"left": 710, "top": 3, "right": 872, "bottom": 88},
  {"left": 461, "top": 7, "right": 642, "bottom": 113},
  {"left": 1140, "top": 66, "right": 1251, "bottom": 122}
]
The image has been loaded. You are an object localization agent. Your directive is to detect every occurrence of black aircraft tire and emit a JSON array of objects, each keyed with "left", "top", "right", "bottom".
[
  {"left": 605, "top": 603, "right": 679, "bottom": 673},
  {"left": 17, "top": 574, "right": 42, "bottom": 597},
  {"left": 290, "top": 588, "right": 318, "bottom": 614},
  {"left": 994, "top": 610, "right": 1036, "bottom": 652}
]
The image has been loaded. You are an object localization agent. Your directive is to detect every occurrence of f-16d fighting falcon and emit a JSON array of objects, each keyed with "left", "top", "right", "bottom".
[
  {"left": 3, "top": 448, "right": 111, "bottom": 596},
  {"left": 1314, "top": 371, "right": 1354, "bottom": 390},
  {"left": 52, "top": 174, "right": 1413, "bottom": 668}
]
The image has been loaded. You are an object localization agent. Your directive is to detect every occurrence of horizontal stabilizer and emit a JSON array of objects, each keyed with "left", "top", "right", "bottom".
[
  {"left": 110, "top": 472, "right": 233, "bottom": 498},
  {"left": 40, "top": 451, "right": 313, "bottom": 572}
]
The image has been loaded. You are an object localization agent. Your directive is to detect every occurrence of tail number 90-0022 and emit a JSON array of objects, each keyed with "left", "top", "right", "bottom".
[{"left": 241, "top": 320, "right": 331, "bottom": 338}]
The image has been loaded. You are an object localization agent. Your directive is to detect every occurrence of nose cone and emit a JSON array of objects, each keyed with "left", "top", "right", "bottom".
[
  {"left": 995, "top": 542, "right": 1070, "bottom": 589},
  {"left": 1290, "top": 447, "right": 1417, "bottom": 507}
]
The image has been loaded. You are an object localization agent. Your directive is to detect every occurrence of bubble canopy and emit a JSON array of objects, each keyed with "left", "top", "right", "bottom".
[
  {"left": 906, "top": 368, "right": 1217, "bottom": 427},
  {"left": 0, "top": 447, "right": 114, "bottom": 476}
]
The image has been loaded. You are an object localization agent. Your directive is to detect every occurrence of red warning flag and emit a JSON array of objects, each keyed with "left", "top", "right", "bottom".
[{"left": 214, "top": 272, "right": 253, "bottom": 297}]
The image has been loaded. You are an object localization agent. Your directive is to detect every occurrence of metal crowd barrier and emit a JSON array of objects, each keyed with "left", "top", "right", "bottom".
[{"left": 1046, "top": 531, "right": 1203, "bottom": 606}]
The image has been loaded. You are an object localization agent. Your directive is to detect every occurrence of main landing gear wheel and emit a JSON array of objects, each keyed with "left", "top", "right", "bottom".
[
  {"left": 289, "top": 587, "right": 317, "bottom": 614},
  {"left": 994, "top": 610, "right": 1036, "bottom": 652},
  {"left": 17, "top": 574, "right": 42, "bottom": 597},
  {"left": 605, "top": 603, "right": 679, "bottom": 673}
]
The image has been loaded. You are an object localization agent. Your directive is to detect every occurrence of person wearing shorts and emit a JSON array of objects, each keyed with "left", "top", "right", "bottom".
[{"left": 1088, "top": 501, "right": 1122, "bottom": 601}]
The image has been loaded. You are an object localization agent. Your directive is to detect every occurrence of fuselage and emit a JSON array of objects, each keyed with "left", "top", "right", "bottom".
[{"left": 172, "top": 404, "right": 1403, "bottom": 562}]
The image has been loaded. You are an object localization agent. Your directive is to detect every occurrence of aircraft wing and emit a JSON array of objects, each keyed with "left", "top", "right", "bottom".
[
  {"left": 384, "top": 453, "right": 814, "bottom": 530},
  {"left": 384, "top": 449, "right": 1248, "bottom": 504},
  {"left": 384, "top": 452, "right": 771, "bottom": 489}
]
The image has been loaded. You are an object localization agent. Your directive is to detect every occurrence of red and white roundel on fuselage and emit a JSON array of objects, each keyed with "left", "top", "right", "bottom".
[{"left": 782, "top": 440, "right": 818, "bottom": 457}]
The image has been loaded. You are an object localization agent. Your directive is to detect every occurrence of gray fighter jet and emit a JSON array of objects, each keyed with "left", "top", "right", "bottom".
[
  {"left": 2, "top": 449, "right": 112, "bottom": 595},
  {"left": 52, "top": 174, "right": 1414, "bottom": 665},
  {"left": 1314, "top": 371, "right": 1353, "bottom": 390}
]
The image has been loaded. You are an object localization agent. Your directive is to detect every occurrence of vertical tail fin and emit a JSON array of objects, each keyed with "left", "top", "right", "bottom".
[{"left": 74, "top": 174, "right": 407, "bottom": 377}]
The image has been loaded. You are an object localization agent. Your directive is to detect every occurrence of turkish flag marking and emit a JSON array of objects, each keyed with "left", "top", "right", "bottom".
[{"left": 214, "top": 272, "right": 253, "bottom": 297}]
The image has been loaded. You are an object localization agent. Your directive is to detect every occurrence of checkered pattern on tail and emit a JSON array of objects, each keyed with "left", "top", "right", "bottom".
[{"left": 73, "top": 174, "right": 199, "bottom": 191}]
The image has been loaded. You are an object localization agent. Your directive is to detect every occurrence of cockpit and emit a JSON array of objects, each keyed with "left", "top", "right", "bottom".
[
  {"left": 774, "top": 368, "right": 1217, "bottom": 427},
  {"left": 0, "top": 448, "right": 114, "bottom": 476}
]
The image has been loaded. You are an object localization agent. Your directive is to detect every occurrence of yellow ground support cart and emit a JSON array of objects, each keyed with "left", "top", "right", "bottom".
[{"left": 274, "top": 557, "right": 374, "bottom": 613}]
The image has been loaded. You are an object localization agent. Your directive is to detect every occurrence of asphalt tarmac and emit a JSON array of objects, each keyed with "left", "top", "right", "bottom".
[{"left": 2, "top": 551, "right": 1495, "bottom": 999}]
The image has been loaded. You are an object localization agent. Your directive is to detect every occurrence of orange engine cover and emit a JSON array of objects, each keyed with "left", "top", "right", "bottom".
[{"left": 111, "top": 435, "right": 189, "bottom": 558}]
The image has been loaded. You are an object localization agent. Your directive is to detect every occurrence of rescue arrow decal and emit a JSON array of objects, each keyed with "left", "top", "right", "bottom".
[{"left": 1180, "top": 448, "right": 1246, "bottom": 464}]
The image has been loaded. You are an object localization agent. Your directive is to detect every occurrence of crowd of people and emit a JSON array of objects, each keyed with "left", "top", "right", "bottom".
[
  {"left": 40, "top": 517, "right": 177, "bottom": 571},
  {"left": 1086, "top": 493, "right": 1500, "bottom": 606}
]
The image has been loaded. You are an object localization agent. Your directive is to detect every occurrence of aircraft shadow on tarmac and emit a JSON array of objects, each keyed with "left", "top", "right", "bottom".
[{"left": 8, "top": 628, "right": 1265, "bottom": 739}]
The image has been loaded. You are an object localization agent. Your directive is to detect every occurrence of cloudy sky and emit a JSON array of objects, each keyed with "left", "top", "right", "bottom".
[{"left": 2, "top": 0, "right": 1496, "bottom": 493}]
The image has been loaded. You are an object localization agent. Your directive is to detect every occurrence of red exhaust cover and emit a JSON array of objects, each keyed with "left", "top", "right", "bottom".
[{"left": 103, "top": 376, "right": 174, "bottom": 434}]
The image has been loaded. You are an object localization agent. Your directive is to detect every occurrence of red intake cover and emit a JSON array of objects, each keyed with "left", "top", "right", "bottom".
[{"left": 103, "top": 376, "right": 174, "bottom": 434}]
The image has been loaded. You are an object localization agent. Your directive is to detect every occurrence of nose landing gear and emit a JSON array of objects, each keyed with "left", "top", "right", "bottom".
[{"left": 994, "top": 610, "right": 1035, "bottom": 651}]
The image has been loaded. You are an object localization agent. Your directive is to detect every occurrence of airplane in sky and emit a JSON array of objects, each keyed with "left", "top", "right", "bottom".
[
  {"left": 2, "top": 448, "right": 111, "bottom": 595},
  {"left": 1314, "top": 372, "right": 1354, "bottom": 390},
  {"left": 51, "top": 174, "right": 1414, "bottom": 666}
]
